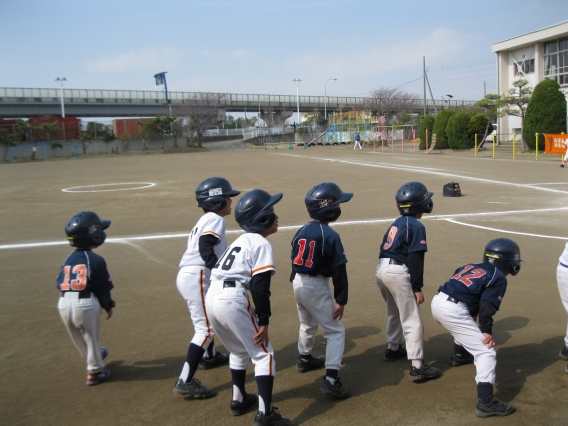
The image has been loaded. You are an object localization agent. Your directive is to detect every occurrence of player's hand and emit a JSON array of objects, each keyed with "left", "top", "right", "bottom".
[
  {"left": 253, "top": 325, "right": 269, "bottom": 347},
  {"left": 332, "top": 304, "right": 344, "bottom": 320},
  {"left": 482, "top": 333, "right": 495, "bottom": 349},
  {"left": 106, "top": 309, "right": 113, "bottom": 319},
  {"left": 414, "top": 292, "right": 425, "bottom": 305}
]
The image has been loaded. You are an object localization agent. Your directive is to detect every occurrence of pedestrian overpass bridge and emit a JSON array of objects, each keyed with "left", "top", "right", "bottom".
[{"left": 0, "top": 87, "right": 476, "bottom": 119}]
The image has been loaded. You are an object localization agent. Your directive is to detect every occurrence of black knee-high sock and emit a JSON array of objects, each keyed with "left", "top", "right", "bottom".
[
  {"left": 231, "top": 369, "right": 247, "bottom": 402},
  {"left": 205, "top": 340, "right": 215, "bottom": 359},
  {"left": 255, "top": 375, "right": 274, "bottom": 416},
  {"left": 185, "top": 343, "right": 205, "bottom": 383},
  {"left": 454, "top": 343, "right": 472, "bottom": 357},
  {"left": 477, "top": 382, "right": 493, "bottom": 404}
]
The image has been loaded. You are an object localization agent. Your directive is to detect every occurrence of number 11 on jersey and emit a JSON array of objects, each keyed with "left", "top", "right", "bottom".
[{"left": 293, "top": 239, "right": 315, "bottom": 268}]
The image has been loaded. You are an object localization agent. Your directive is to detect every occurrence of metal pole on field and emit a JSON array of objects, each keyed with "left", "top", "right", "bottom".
[
  {"left": 293, "top": 79, "right": 302, "bottom": 125},
  {"left": 513, "top": 132, "right": 516, "bottom": 160},
  {"left": 492, "top": 134, "right": 496, "bottom": 158},
  {"left": 55, "top": 77, "right": 67, "bottom": 117},
  {"left": 535, "top": 133, "right": 539, "bottom": 161},
  {"left": 475, "top": 134, "right": 478, "bottom": 157}
]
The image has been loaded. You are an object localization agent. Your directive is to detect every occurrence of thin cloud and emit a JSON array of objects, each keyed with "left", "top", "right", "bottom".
[
  {"left": 88, "top": 47, "right": 183, "bottom": 72},
  {"left": 294, "top": 27, "right": 466, "bottom": 77}
]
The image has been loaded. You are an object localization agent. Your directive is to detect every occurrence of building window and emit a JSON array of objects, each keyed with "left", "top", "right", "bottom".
[
  {"left": 544, "top": 36, "right": 568, "bottom": 85},
  {"left": 514, "top": 58, "right": 535, "bottom": 75}
]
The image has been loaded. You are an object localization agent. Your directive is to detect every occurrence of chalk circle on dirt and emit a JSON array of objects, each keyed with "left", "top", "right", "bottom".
[{"left": 62, "top": 182, "right": 156, "bottom": 193}]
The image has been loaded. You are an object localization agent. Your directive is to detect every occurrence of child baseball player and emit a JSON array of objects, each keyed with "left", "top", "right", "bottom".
[
  {"left": 431, "top": 238, "right": 522, "bottom": 418},
  {"left": 560, "top": 136, "right": 568, "bottom": 167},
  {"left": 354, "top": 133, "right": 362, "bottom": 149},
  {"left": 206, "top": 189, "right": 291, "bottom": 426},
  {"left": 290, "top": 182, "right": 353, "bottom": 398},
  {"left": 375, "top": 181, "right": 439, "bottom": 381},
  {"left": 173, "top": 177, "right": 240, "bottom": 399},
  {"left": 556, "top": 242, "right": 568, "bottom": 370},
  {"left": 57, "top": 211, "right": 115, "bottom": 386}
]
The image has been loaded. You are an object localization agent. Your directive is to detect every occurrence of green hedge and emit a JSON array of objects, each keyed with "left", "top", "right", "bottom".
[
  {"left": 523, "top": 79, "right": 567, "bottom": 150},
  {"left": 468, "top": 113, "right": 490, "bottom": 142},
  {"left": 418, "top": 116, "right": 435, "bottom": 150},
  {"left": 432, "top": 110, "right": 455, "bottom": 149},
  {"left": 447, "top": 112, "right": 473, "bottom": 149}
]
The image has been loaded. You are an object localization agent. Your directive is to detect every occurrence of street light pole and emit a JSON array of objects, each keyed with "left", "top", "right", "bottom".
[
  {"left": 293, "top": 78, "right": 302, "bottom": 125},
  {"left": 324, "top": 78, "right": 337, "bottom": 120},
  {"left": 55, "top": 77, "right": 67, "bottom": 117},
  {"left": 445, "top": 94, "right": 453, "bottom": 110}
]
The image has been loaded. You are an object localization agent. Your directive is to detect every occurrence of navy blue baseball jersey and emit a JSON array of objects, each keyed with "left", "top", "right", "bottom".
[
  {"left": 291, "top": 221, "right": 347, "bottom": 277},
  {"left": 379, "top": 216, "right": 427, "bottom": 264},
  {"left": 57, "top": 249, "right": 114, "bottom": 295},
  {"left": 438, "top": 263, "right": 507, "bottom": 316}
]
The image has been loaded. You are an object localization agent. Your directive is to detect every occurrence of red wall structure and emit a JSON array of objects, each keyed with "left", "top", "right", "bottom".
[
  {"left": 112, "top": 118, "right": 150, "bottom": 139},
  {"left": 0, "top": 117, "right": 82, "bottom": 141}
]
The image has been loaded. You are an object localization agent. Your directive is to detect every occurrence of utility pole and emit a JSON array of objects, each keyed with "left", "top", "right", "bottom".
[{"left": 423, "top": 57, "right": 427, "bottom": 117}]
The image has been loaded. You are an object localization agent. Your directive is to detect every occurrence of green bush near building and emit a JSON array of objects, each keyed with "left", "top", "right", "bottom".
[
  {"left": 447, "top": 112, "right": 473, "bottom": 149},
  {"left": 418, "top": 115, "right": 435, "bottom": 150},
  {"left": 468, "top": 113, "right": 490, "bottom": 143},
  {"left": 523, "top": 79, "right": 567, "bottom": 150},
  {"left": 432, "top": 110, "right": 455, "bottom": 149}
]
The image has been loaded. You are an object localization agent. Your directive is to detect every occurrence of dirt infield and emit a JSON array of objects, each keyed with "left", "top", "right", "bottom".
[{"left": 1, "top": 146, "right": 568, "bottom": 426}]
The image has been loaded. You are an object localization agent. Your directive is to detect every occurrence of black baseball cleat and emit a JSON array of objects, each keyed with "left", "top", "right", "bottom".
[
  {"left": 450, "top": 353, "right": 474, "bottom": 367},
  {"left": 230, "top": 392, "right": 257, "bottom": 416},
  {"left": 559, "top": 344, "right": 568, "bottom": 360},
  {"left": 320, "top": 377, "right": 351, "bottom": 398},
  {"left": 296, "top": 355, "right": 325, "bottom": 373},
  {"left": 409, "top": 364, "right": 440, "bottom": 382},
  {"left": 199, "top": 351, "right": 229, "bottom": 370},
  {"left": 384, "top": 346, "right": 407, "bottom": 362},
  {"left": 252, "top": 407, "right": 291, "bottom": 426},
  {"left": 173, "top": 378, "right": 216, "bottom": 398},
  {"left": 475, "top": 397, "right": 516, "bottom": 418}
]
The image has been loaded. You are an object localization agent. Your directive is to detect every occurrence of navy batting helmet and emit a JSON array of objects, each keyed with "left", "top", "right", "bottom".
[
  {"left": 483, "top": 238, "right": 522, "bottom": 276},
  {"left": 395, "top": 182, "right": 434, "bottom": 216},
  {"left": 65, "top": 211, "right": 111, "bottom": 248},
  {"left": 235, "top": 189, "right": 283, "bottom": 233},
  {"left": 195, "top": 177, "right": 240, "bottom": 212},
  {"left": 305, "top": 182, "right": 353, "bottom": 222}
]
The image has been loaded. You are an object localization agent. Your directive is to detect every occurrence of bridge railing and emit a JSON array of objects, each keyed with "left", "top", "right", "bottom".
[{"left": 0, "top": 87, "right": 478, "bottom": 111}]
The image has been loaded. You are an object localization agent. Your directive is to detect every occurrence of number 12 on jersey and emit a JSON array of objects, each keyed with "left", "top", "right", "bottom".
[{"left": 293, "top": 239, "right": 316, "bottom": 268}]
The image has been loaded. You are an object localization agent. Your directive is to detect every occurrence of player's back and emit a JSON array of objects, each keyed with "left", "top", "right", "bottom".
[
  {"left": 291, "top": 220, "right": 346, "bottom": 277},
  {"left": 179, "top": 212, "right": 226, "bottom": 267}
]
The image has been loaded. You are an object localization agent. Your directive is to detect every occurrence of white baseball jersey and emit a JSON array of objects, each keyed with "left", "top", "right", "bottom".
[
  {"left": 557, "top": 242, "right": 568, "bottom": 346},
  {"left": 211, "top": 233, "right": 275, "bottom": 289},
  {"left": 179, "top": 212, "right": 227, "bottom": 268}
]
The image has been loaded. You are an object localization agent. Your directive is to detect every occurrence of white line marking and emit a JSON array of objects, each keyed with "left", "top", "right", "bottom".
[
  {"left": 444, "top": 219, "right": 568, "bottom": 240},
  {"left": 4, "top": 206, "right": 568, "bottom": 250},
  {"left": 62, "top": 182, "right": 156, "bottom": 193},
  {"left": 281, "top": 154, "right": 568, "bottom": 194}
]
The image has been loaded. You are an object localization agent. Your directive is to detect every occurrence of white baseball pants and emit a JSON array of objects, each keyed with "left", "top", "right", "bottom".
[
  {"left": 431, "top": 292, "right": 496, "bottom": 384},
  {"left": 293, "top": 273, "right": 345, "bottom": 371},
  {"left": 556, "top": 263, "right": 568, "bottom": 346},
  {"left": 176, "top": 266, "right": 215, "bottom": 349},
  {"left": 375, "top": 259, "right": 424, "bottom": 360},
  {"left": 58, "top": 292, "right": 105, "bottom": 373},
  {"left": 206, "top": 281, "right": 275, "bottom": 376}
]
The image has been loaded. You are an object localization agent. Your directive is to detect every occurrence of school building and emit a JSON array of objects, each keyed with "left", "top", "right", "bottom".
[{"left": 492, "top": 20, "right": 568, "bottom": 137}]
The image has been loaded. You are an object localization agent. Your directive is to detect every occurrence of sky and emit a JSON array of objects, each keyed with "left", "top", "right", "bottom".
[{"left": 1, "top": 0, "right": 567, "bottom": 107}]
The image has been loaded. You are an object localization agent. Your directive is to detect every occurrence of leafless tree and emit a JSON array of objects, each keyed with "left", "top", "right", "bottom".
[
  {"left": 172, "top": 92, "right": 226, "bottom": 147},
  {"left": 365, "top": 87, "right": 420, "bottom": 121}
]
